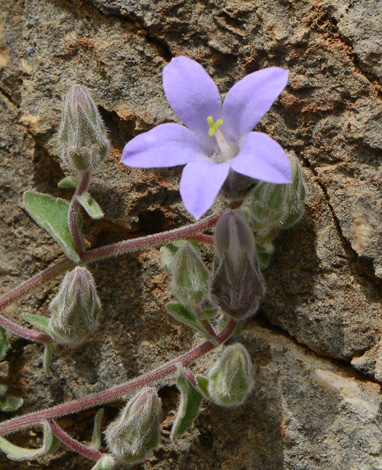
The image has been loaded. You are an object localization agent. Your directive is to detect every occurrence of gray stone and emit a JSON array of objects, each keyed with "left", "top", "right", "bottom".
[{"left": 1, "top": 0, "right": 382, "bottom": 468}]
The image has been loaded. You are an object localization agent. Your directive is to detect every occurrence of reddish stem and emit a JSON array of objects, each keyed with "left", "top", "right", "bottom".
[
  {"left": 191, "top": 234, "right": 214, "bottom": 244},
  {"left": 0, "top": 319, "right": 236, "bottom": 436},
  {"left": 81, "top": 210, "right": 222, "bottom": 263},
  {"left": 49, "top": 420, "right": 103, "bottom": 461},
  {"left": 69, "top": 170, "right": 91, "bottom": 256}
]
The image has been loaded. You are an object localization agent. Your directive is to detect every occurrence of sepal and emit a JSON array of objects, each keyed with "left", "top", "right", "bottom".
[
  {"left": 77, "top": 193, "right": 104, "bottom": 219},
  {"left": 58, "top": 176, "right": 80, "bottom": 189},
  {"left": 166, "top": 303, "right": 218, "bottom": 344},
  {"left": 0, "top": 422, "right": 60, "bottom": 461},
  {"left": 171, "top": 365, "right": 203, "bottom": 441},
  {"left": 91, "top": 455, "right": 116, "bottom": 470},
  {"left": 90, "top": 409, "right": 104, "bottom": 450}
]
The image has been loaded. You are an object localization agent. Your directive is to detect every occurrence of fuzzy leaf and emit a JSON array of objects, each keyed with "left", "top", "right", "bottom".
[
  {"left": 23, "top": 191, "right": 81, "bottom": 262},
  {"left": 0, "top": 327, "right": 8, "bottom": 361},
  {"left": 90, "top": 409, "right": 104, "bottom": 450},
  {"left": 0, "top": 422, "right": 60, "bottom": 461},
  {"left": 58, "top": 176, "right": 80, "bottom": 189},
  {"left": 198, "top": 308, "right": 219, "bottom": 321},
  {"left": 43, "top": 344, "right": 57, "bottom": 375},
  {"left": 171, "top": 366, "right": 203, "bottom": 441},
  {"left": 0, "top": 396, "right": 23, "bottom": 412},
  {"left": 196, "top": 375, "right": 210, "bottom": 398},
  {"left": 77, "top": 193, "right": 104, "bottom": 219},
  {"left": 91, "top": 455, "right": 116, "bottom": 470},
  {"left": 166, "top": 303, "right": 218, "bottom": 344},
  {"left": 23, "top": 314, "right": 54, "bottom": 337}
]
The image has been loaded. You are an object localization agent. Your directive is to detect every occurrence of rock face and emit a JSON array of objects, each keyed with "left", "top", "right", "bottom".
[{"left": 0, "top": 0, "right": 381, "bottom": 469}]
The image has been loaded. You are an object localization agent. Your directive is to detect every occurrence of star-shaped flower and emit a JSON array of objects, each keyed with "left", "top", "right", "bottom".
[{"left": 122, "top": 56, "right": 291, "bottom": 219}]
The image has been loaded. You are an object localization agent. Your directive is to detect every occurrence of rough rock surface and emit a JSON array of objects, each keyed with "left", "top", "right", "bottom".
[{"left": 0, "top": 0, "right": 381, "bottom": 469}]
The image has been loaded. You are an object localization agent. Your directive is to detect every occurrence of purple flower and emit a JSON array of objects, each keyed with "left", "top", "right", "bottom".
[{"left": 122, "top": 56, "right": 291, "bottom": 219}]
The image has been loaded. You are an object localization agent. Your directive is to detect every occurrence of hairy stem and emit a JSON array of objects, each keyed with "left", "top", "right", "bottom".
[
  {"left": 81, "top": 211, "right": 222, "bottom": 263},
  {"left": 0, "top": 212, "right": 221, "bottom": 343},
  {"left": 0, "top": 320, "right": 236, "bottom": 436},
  {"left": 49, "top": 420, "right": 104, "bottom": 462},
  {"left": 69, "top": 170, "right": 91, "bottom": 256}
]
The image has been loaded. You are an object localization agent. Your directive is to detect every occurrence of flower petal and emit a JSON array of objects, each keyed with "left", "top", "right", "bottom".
[
  {"left": 231, "top": 132, "right": 291, "bottom": 183},
  {"left": 121, "top": 123, "right": 206, "bottom": 168},
  {"left": 180, "top": 160, "right": 230, "bottom": 219},
  {"left": 222, "top": 67, "right": 288, "bottom": 141},
  {"left": 163, "top": 56, "right": 223, "bottom": 137}
]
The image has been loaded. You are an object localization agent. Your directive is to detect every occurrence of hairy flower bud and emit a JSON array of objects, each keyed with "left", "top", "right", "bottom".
[
  {"left": 249, "top": 154, "right": 306, "bottom": 231},
  {"left": 105, "top": 388, "right": 161, "bottom": 464},
  {"left": 208, "top": 344, "right": 254, "bottom": 406},
  {"left": 49, "top": 267, "right": 101, "bottom": 346},
  {"left": 170, "top": 242, "right": 210, "bottom": 307},
  {"left": 58, "top": 85, "right": 109, "bottom": 172},
  {"left": 211, "top": 210, "right": 265, "bottom": 319}
]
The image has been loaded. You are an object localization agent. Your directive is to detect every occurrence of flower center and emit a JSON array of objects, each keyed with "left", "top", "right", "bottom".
[{"left": 207, "top": 116, "right": 235, "bottom": 162}]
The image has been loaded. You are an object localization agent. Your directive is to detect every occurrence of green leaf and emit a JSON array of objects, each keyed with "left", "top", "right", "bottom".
[
  {"left": 171, "top": 366, "right": 203, "bottom": 441},
  {"left": 0, "top": 327, "right": 8, "bottom": 361},
  {"left": 166, "top": 303, "right": 218, "bottom": 344},
  {"left": 23, "top": 191, "right": 81, "bottom": 262},
  {"left": 77, "top": 193, "right": 104, "bottom": 219},
  {"left": 198, "top": 308, "right": 219, "bottom": 321},
  {"left": 196, "top": 375, "right": 210, "bottom": 398},
  {"left": 23, "top": 314, "right": 54, "bottom": 337},
  {"left": 0, "top": 422, "right": 60, "bottom": 461},
  {"left": 58, "top": 176, "right": 80, "bottom": 189},
  {"left": 89, "top": 409, "right": 104, "bottom": 450},
  {"left": 91, "top": 455, "right": 116, "bottom": 470},
  {"left": 43, "top": 344, "right": 57, "bottom": 375},
  {"left": 0, "top": 396, "right": 23, "bottom": 412}
]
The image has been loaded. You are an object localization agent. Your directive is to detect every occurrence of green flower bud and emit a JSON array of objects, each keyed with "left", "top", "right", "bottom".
[
  {"left": 211, "top": 210, "right": 265, "bottom": 319},
  {"left": 208, "top": 344, "right": 254, "bottom": 406},
  {"left": 105, "top": 388, "right": 161, "bottom": 464},
  {"left": 49, "top": 267, "right": 101, "bottom": 346},
  {"left": 170, "top": 241, "right": 210, "bottom": 307},
  {"left": 248, "top": 154, "right": 306, "bottom": 231},
  {"left": 58, "top": 85, "right": 109, "bottom": 172}
]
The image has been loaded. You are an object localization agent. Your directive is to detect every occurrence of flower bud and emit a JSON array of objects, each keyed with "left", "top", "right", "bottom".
[
  {"left": 211, "top": 210, "right": 265, "bottom": 319},
  {"left": 49, "top": 267, "right": 101, "bottom": 346},
  {"left": 208, "top": 344, "right": 254, "bottom": 406},
  {"left": 58, "top": 85, "right": 109, "bottom": 172},
  {"left": 105, "top": 388, "right": 161, "bottom": 464},
  {"left": 248, "top": 154, "right": 306, "bottom": 231},
  {"left": 170, "top": 242, "right": 210, "bottom": 307}
]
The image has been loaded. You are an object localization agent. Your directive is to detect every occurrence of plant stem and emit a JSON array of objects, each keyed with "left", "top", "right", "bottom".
[
  {"left": 0, "top": 319, "right": 236, "bottom": 436},
  {"left": 69, "top": 170, "right": 91, "bottom": 256},
  {"left": 49, "top": 420, "right": 104, "bottom": 462},
  {"left": 81, "top": 210, "right": 222, "bottom": 263},
  {"left": 0, "top": 212, "right": 221, "bottom": 343},
  {"left": 191, "top": 234, "right": 214, "bottom": 244}
]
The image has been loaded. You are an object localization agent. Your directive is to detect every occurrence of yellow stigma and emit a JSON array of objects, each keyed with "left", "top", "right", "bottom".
[{"left": 207, "top": 116, "right": 224, "bottom": 137}]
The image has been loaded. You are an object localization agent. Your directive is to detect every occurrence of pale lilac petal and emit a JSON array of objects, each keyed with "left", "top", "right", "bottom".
[
  {"left": 180, "top": 160, "right": 230, "bottom": 219},
  {"left": 231, "top": 132, "right": 291, "bottom": 183},
  {"left": 222, "top": 67, "right": 288, "bottom": 141},
  {"left": 121, "top": 123, "right": 206, "bottom": 168},
  {"left": 163, "top": 56, "right": 223, "bottom": 137}
]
